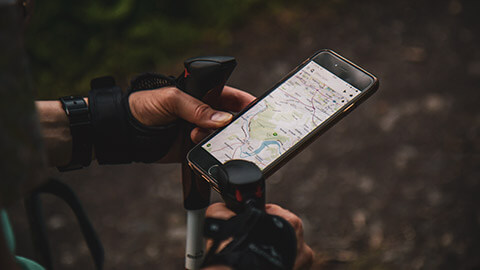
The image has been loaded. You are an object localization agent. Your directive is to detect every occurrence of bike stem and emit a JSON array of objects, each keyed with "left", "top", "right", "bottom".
[{"left": 175, "top": 56, "right": 236, "bottom": 270}]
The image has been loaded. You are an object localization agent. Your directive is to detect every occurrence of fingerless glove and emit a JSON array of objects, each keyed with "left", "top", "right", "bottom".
[{"left": 88, "top": 73, "right": 178, "bottom": 164}]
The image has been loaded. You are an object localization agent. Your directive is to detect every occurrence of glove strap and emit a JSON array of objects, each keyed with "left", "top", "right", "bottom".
[{"left": 89, "top": 76, "right": 130, "bottom": 164}]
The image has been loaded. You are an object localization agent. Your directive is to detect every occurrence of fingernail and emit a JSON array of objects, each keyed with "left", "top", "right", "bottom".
[{"left": 211, "top": 112, "right": 232, "bottom": 123}]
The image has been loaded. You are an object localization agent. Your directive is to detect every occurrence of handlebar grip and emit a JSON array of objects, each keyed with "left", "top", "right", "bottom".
[
  {"left": 176, "top": 56, "right": 237, "bottom": 100},
  {"left": 176, "top": 56, "right": 237, "bottom": 211}
]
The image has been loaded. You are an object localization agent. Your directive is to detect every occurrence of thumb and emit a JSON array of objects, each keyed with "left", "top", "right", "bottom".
[{"left": 172, "top": 89, "right": 233, "bottom": 129}]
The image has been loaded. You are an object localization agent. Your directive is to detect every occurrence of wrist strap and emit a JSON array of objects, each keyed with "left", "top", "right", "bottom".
[
  {"left": 89, "top": 77, "right": 131, "bottom": 164},
  {"left": 58, "top": 96, "right": 92, "bottom": 171}
]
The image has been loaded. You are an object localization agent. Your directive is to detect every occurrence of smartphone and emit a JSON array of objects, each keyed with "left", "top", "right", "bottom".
[{"left": 187, "top": 49, "right": 379, "bottom": 190}]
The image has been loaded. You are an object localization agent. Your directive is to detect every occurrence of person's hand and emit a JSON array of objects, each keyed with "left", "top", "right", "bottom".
[
  {"left": 204, "top": 203, "right": 314, "bottom": 270},
  {"left": 128, "top": 86, "right": 255, "bottom": 162}
]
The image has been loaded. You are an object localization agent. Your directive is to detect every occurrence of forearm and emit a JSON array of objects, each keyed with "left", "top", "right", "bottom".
[{"left": 35, "top": 100, "right": 73, "bottom": 167}]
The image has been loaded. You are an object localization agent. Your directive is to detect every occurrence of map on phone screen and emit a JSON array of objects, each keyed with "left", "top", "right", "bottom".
[{"left": 202, "top": 61, "right": 360, "bottom": 170}]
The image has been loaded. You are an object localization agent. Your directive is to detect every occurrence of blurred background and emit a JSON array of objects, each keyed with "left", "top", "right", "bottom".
[{"left": 7, "top": 0, "right": 480, "bottom": 269}]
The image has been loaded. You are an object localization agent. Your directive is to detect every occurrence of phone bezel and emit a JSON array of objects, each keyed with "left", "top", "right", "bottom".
[{"left": 187, "top": 49, "right": 379, "bottom": 191}]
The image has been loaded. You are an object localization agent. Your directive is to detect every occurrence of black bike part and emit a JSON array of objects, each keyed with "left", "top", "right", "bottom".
[
  {"left": 25, "top": 179, "right": 104, "bottom": 270},
  {"left": 182, "top": 162, "right": 212, "bottom": 210},
  {"left": 176, "top": 56, "right": 237, "bottom": 210},
  {"left": 176, "top": 56, "right": 237, "bottom": 100},
  {"left": 202, "top": 207, "right": 297, "bottom": 270},
  {"left": 213, "top": 160, "right": 266, "bottom": 213}
]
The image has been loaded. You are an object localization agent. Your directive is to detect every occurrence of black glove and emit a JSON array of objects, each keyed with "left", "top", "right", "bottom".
[
  {"left": 202, "top": 207, "right": 297, "bottom": 270},
  {"left": 88, "top": 73, "right": 178, "bottom": 164}
]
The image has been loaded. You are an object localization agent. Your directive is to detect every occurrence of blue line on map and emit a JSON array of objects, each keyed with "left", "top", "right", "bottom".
[{"left": 240, "top": 140, "right": 281, "bottom": 157}]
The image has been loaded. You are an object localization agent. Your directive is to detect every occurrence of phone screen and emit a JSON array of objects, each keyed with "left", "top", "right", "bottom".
[{"left": 201, "top": 60, "right": 361, "bottom": 170}]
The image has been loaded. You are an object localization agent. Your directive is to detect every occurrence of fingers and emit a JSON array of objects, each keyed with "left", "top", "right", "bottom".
[
  {"left": 217, "top": 86, "right": 256, "bottom": 112},
  {"left": 205, "top": 203, "right": 236, "bottom": 255},
  {"left": 207, "top": 203, "right": 305, "bottom": 241},
  {"left": 174, "top": 86, "right": 254, "bottom": 130},
  {"left": 190, "top": 87, "right": 255, "bottom": 143},
  {"left": 266, "top": 204, "right": 304, "bottom": 243},
  {"left": 130, "top": 87, "right": 232, "bottom": 128},
  {"left": 266, "top": 204, "right": 303, "bottom": 231},
  {"left": 265, "top": 204, "right": 314, "bottom": 270},
  {"left": 190, "top": 127, "right": 212, "bottom": 144},
  {"left": 295, "top": 244, "right": 314, "bottom": 270},
  {"left": 130, "top": 86, "right": 254, "bottom": 129},
  {"left": 161, "top": 87, "right": 233, "bottom": 129},
  {"left": 205, "top": 203, "right": 314, "bottom": 270},
  {"left": 205, "top": 202, "right": 236, "bottom": 220}
]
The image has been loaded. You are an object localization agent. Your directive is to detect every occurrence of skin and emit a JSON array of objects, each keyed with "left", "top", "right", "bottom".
[{"left": 1, "top": 86, "right": 313, "bottom": 269}]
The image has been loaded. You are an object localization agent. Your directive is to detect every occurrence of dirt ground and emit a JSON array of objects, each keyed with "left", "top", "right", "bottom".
[{"left": 7, "top": 0, "right": 480, "bottom": 269}]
